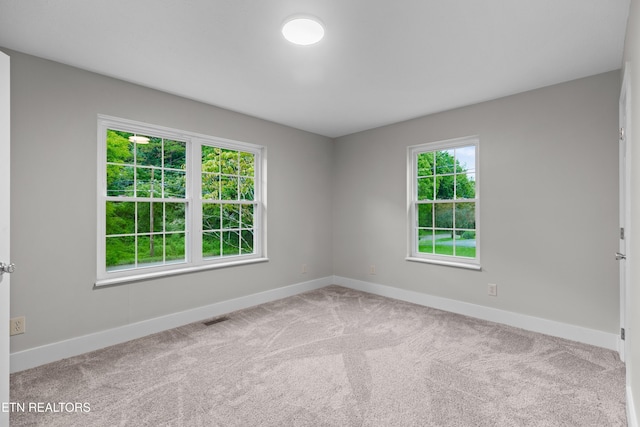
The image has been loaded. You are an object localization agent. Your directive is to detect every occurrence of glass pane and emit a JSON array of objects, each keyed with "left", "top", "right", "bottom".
[
  {"left": 164, "top": 170, "right": 186, "bottom": 198},
  {"left": 106, "top": 201, "right": 135, "bottom": 235},
  {"left": 106, "top": 165, "right": 134, "bottom": 197},
  {"left": 220, "top": 176, "right": 238, "bottom": 200},
  {"left": 239, "top": 177, "right": 254, "bottom": 200},
  {"left": 241, "top": 230, "right": 254, "bottom": 254},
  {"left": 153, "top": 202, "right": 164, "bottom": 233},
  {"left": 417, "top": 177, "right": 434, "bottom": 200},
  {"left": 106, "top": 130, "right": 134, "bottom": 164},
  {"left": 137, "top": 202, "right": 162, "bottom": 234},
  {"left": 455, "top": 146, "right": 475, "bottom": 173},
  {"left": 221, "top": 204, "right": 240, "bottom": 229},
  {"left": 202, "top": 174, "right": 220, "bottom": 200},
  {"left": 165, "top": 203, "right": 186, "bottom": 232},
  {"left": 106, "top": 236, "right": 135, "bottom": 270},
  {"left": 435, "top": 175, "right": 455, "bottom": 200},
  {"left": 165, "top": 233, "right": 186, "bottom": 263},
  {"left": 137, "top": 202, "right": 150, "bottom": 233},
  {"left": 220, "top": 149, "right": 238, "bottom": 175},
  {"left": 203, "top": 203, "right": 221, "bottom": 230},
  {"left": 203, "top": 232, "right": 221, "bottom": 257},
  {"left": 202, "top": 146, "right": 220, "bottom": 173},
  {"left": 136, "top": 136, "right": 162, "bottom": 167},
  {"left": 239, "top": 152, "right": 255, "bottom": 177},
  {"left": 455, "top": 202, "right": 476, "bottom": 230},
  {"left": 454, "top": 230, "right": 476, "bottom": 258},
  {"left": 417, "top": 152, "right": 434, "bottom": 177},
  {"left": 164, "top": 139, "right": 186, "bottom": 170},
  {"left": 435, "top": 149, "right": 455, "bottom": 174},
  {"left": 417, "top": 204, "right": 432, "bottom": 228},
  {"left": 455, "top": 173, "right": 476, "bottom": 199},
  {"left": 138, "top": 234, "right": 164, "bottom": 266},
  {"left": 136, "top": 167, "right": 161, "bottom": 198},
  {"left": 241, "top": 204, "right": 254, "bottom": 228},
  {"left": 434, "top": 203, "right": 453, "bottom": 228},
  {"left": 222, "top": 231, "right": 240, "bottom": 256},
  {"left": 418, "top": 229, "right": 433, "bottom": 254},
  {"left": 434, "top": 231, "right": 454, "bottom": 256}
]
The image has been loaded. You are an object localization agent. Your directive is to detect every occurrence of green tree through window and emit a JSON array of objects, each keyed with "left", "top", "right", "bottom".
[
  {"left": 201, "top": 146, "right": 256, "bottom": 258},
  {"left": 410, "top": 138, "right": 479, "bottom": 265},
  {"left": 98, "top": 117, "right": 266, "bottom": 284},
  {"left": 105, "top": 130, "right": 187, "bottom": 270}
]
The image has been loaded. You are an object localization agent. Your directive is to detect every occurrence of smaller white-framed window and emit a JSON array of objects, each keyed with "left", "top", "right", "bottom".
[
  {"left": 96, "top": 115, "right": 267, "bottom": 286},
  {"left": 407, "top": 136, "right": 480, "bottom": 270}
]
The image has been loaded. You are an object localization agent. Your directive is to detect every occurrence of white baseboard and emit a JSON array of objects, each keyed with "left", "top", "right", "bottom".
[
  {"left": 10, "top": 276, "right": 333, "bottom": 373},
  {"left": 10, "top": 275, "right": 620, "bottom": 373},
  {"left": 630, "top": 386, "right": 639, "bottom": 427},
  {"left": 333, "top": 276, "right": 618, "bottom": 351}
]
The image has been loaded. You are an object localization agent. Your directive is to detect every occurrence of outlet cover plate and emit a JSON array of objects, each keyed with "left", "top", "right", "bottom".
[
  {"left": 488, "top": 284, "right": 498, "bottom": 297},
  {"left": 10, "top": 316, "right": 25, "bottom": 336}
]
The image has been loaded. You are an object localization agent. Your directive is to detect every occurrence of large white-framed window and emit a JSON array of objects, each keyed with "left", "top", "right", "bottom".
[
  {"left": 97, "top": 115, "right": 266, "bottom": 286},
  {"left": 407, "top": 136, "right": 480, "bottom": 270}
]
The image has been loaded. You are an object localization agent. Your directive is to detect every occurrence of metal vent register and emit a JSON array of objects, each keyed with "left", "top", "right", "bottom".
[{"left": 203, "top": 316, "right": 230, "bottom": 326}]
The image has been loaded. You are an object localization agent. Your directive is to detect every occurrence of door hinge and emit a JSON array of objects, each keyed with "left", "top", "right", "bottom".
[
  {"left": 620, "top": 127, "right": 626, "bottom": 141},
  {"left": 621, "top": 328, "right": 625, "bottom": 341},
  {"left": 621, "top": 227, "right": 625, "bottom": 240}
]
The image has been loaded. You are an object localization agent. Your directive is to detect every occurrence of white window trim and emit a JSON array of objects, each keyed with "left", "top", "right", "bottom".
[
  {"left": 406, "top": 135, "right": 480, "bottom": 270},
  {"left": 96, "top": 115, "right": 267, "bottom": 286}
]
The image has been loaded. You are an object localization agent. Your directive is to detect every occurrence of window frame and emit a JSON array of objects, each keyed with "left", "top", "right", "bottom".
[
  {"left": 406, "top": 136, "right": 480, "bottom": 270},
  {"left": 96, "top": 115, "right": 267, "bottom": 286}
]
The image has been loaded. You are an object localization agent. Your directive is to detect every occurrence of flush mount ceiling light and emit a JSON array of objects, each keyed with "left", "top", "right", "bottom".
[
  {"left": 128, "top": 135, "right": 150, "bottom": 144},
  {"left": 282, "top": 16, "right": 324, "bottom": 45}
]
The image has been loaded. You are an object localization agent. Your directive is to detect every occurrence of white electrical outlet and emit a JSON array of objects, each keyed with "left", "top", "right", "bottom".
[
  {"left": 301, "top": 263, "right": 307, "bottom": 274},
  {"left": 10, "top": 316, "right": 25, "bottom": 336},
  {"left": 369, "top": 265, "right": 376, "bottom": 275},
  {"left": 488, "top": 284, "right": 498, "bottom": 297}
]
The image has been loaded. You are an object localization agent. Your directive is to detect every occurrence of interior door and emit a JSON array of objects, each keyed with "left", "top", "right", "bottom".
[
  {"left": 618, "top": 64, "right": 630, "bottom": 363},
  {"left": 0, "top": 50, "right": 10, "bottom": 426}
]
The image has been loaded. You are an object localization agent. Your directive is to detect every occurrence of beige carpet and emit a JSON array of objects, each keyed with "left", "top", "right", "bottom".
[{"left": 10, "top": 285, "right": 626, "bottom": 426}]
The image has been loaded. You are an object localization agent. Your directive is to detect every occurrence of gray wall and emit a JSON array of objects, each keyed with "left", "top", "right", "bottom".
[
  {"left": 6, "top": 47, "right": 622, "bottom": 356},
  {"left": 6, "top": 49, "right": 334, "bottom": 353},
  {"left": 333, "top": 71, "right": 620, "bottom": 333},
  {"left": 624, "top": 0, "right": 640, "bottom": 422}
]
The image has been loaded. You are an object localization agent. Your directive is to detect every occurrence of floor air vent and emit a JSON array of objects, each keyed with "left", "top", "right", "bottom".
[{"left": 203, "top": 316, "right": 229, "bottom": 326}]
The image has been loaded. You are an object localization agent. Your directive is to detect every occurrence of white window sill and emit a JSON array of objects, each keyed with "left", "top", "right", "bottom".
[
  {"left": 405, "top": 256, "right": 481, "bottom": 271},
  {"left": 95, "top": 257, "right": 269, "bottom": 287}
]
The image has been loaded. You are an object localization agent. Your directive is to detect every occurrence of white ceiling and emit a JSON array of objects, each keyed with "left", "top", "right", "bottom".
[{"left": 0, "top": 0, "right": 631, "bottom": 138}]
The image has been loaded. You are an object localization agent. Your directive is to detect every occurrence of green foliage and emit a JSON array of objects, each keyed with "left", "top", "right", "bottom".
[
  {"left": 105, "top": 130, "right": 188, "bottom": 269},
  {"left": 198, "top": 144, "right": 256, "bottom": 261},
  {"left": 417, "top": 233, "right": 476, "bottom": 258},
  {"left": 461, "top": 231, "right": 476, "bottom": 240},
  {"left": 201, "top": 203, "right": 254, "bottom": 258},
  {"left": 106, "top": 130, "right": 133, "bottom": 163},
  {"left": 105, "top": 130, "right": 255, "bottom": 270},
  {"left": 202, "top": 230, "right": 254, "bottom": 258},
  {"left": 106, "top": 236, "right": 135, "bottom": 267},
  {"left": 417, "top": 148, "right": 475, "bottom": 200},
  {"left": 202, "top": 145, "right": 255, "bottom": 201},
  {"left": 455, "top": 203, "right": 475, "bottom": 229},
  {"left": 416, "top": 145, "right": 477, "bottom": 259},
  {"left": 106, "top": 130, "right": 186, "bottom": 199},
  {"left": 106, "top": 201, "right": 185, "bottom": 267},
  {"left": 417, "top": 204, "right": 432, "bottom": 228}
]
